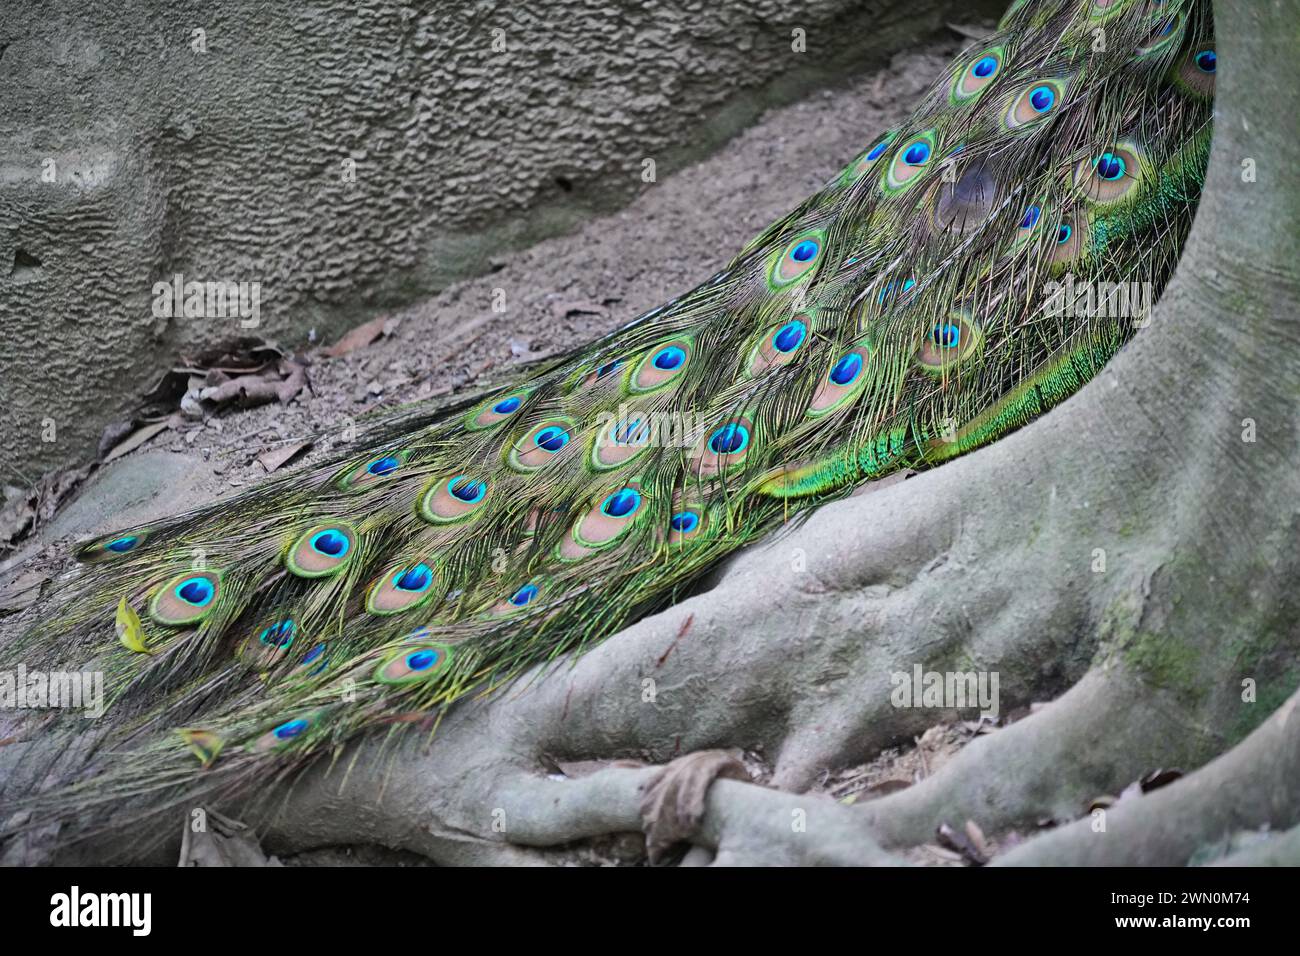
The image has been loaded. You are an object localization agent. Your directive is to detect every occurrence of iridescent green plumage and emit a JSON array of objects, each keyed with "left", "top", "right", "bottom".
[{"left": 3, "top": 0, "right": 1214, "bottom": 840}]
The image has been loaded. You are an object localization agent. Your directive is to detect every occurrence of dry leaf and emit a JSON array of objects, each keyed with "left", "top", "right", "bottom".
[
  {"left": 257, "top": 440, "right": 312, "bottom": 474},
  {"left": 103, "top": 420, "right": 171, "bottom": 463},
  {"left": 324, "top": 315, "right": 389, "bottom": 358}
]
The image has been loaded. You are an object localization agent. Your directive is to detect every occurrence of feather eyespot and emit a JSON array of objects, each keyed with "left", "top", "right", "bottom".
[
  {"left": 1012, "top": 203, "right": 1047, "bottom": 248},
  {"left": 260, "top": 619, "right": 295, "bottom": 649},
  {"left": 1004, "top": 81, "right": 1063, "bottom": 129},
  {"left": 668, "top": 506, "right": 706, "bottom": 545},
  {"left": 768, "top": 230, "right": 826, "bottom": 289},
  {"left": 249, "top": 711, "right": 325, "bottom": 752},
  {"left": 1174, "top": 48, "right": 1216, "bottom": 99},
  {"left": 300, "top": 643, "right": 328, "bottom": 675},
  {"left": 877, "top": 278, "right": 917, "bottom": 307},
  {"left": 917, "top": 310, "right": 984, "bottom": 372},
  {"left": 1136, "top": 12, "right": 1181, "bottom": 56},
  {"left": 287, "top": 524, "right": 358, "bottom": 577},
  {"left": 839, "top": 132, "right": 895, "bottom": 185},
  {"left": 420, "top": 476, "right": 491, "bottom": 523},
  {"left": 76, "top": 529, "right": 153, "bottom": 563},
  {"left": 509, "top": 418, "right": 579, "bottom": 471},
  {"left": 748, "top": 315, "right": 811, "bottom": 376},
  {"left": 773, "top": 321, "right": 807, "bottom": 352},
  {"left": 338, "top": 450, "right": 410, "bottom": 491},
  {"left": 239, "top": 618, "right": 296, "bottom": 667},
  {"left": 591, "top": 412, "right": 652, "bottom": 470},
  {"left": 691, "top": 416, "right": 754, "bottom": 477},
  {"left": 807, "top": 344, "right": 872, "bottom": 417},
  {"left": 1049, "top": 214, "right": 1089, "bottom": 269},
  {"left": 149, "top": 569, "right": 223, "bottom": 626},
  {"left": 367, "top": 560, "right": 439, "bottom": 615},
  {"left": 883, "top": 131, "right": 936, "bottom": 192},
  {"left": 629, "top": 339, "right": 693, "bottom": 392},
  {"left": 1074, "top": 143, "right": 1145, "bottom": 205},
  {"left": 953, "top": 47, "right": 1004, "bottom": 102},
  {"left": 374, "top": 644, "right": 452, "bottom": 684},
  {"left": 708, "top": 423, "right": 750, "bottom": 456},
  {"left": 487, "top": 581, "right": 546, "bottom": 615},
  {"left": 466, "top": 391, "right": 530, "bottom": 430},
  {"left": 562, "top": 483, "right": 648, "bottom": 557}
]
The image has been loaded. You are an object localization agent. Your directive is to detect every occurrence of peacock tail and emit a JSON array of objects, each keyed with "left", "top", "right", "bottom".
[{"left": 2, "top": 0, "right": 1214, "bottom": 842}]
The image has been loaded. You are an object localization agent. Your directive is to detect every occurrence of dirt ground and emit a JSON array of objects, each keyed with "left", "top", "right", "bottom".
[
  {"left": 4, "top": 27, "right": 1055, "bottom": 866},
  {"left": 1, "top": 33, "right": 968, "bottom": 545}
]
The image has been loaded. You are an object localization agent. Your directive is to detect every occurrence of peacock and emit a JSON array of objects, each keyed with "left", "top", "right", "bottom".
[{"left": 0, "top": 0, "right": 1215, "bottom": 853}]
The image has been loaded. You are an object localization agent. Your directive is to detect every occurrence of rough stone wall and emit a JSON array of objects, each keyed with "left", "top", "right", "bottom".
[{"left": 0, "top": 0, "right": 1002, "bottom": 483}]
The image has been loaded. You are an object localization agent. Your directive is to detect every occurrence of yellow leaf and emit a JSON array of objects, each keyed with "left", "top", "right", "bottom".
[
  {"left": 115, "top": 597, "right": 152, "bottom": 654},
  {"left": 178, "top": 729, "right": 223, "bottom": 767}
]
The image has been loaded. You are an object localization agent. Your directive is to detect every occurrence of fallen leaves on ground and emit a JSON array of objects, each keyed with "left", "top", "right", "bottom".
[{"left": 323, "top": 315, "right": 399, "bottom": 358}]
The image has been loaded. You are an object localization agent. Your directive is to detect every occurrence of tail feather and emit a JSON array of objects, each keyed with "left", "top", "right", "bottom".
[{"left": 1, "top": 0, "right": 1215, "bottom": 848}]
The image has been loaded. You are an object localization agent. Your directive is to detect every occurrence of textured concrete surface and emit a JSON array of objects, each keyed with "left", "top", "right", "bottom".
[{"left": 0, "top": 0, "right": 1002, "bottom": 483}]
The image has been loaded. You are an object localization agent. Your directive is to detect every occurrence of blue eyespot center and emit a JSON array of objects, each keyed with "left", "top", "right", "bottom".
[
  {"left": 405, "top": 649, "right": 439, "bottom": 671},
  {"left": 653, "top": 346, "right": 686, "bottom": 370},
  {"left": 879, "top": 278, "right": 917, "bottom": 305},
  {"left": 903, "top": 142, "right": 931, "bottom": 166},
  {"left": 259, "top": 619, "right": 295, "bottom": 648},
  {"left": 613, "top": 419, "right": 647, "bottom": 445},
  {"left": 534, "top": 426, "right": 570, "bottom": 453},
  {"left": 176, "top": 576, "right": 214, "bottom": 606},
  {"left": 302, "top": 643, "right": 326, "bottom": 666},
  {"left": 310, "top": 529, "right": 350, "bottom": 558},
  {"left": 367, "top": 456, "right": 400, "bottom": 476},
  {"left": 973, "top": 56, "right": 998, "bottom": 78},
  {"left": 670, "top": 512, "right": 700, "bottom": 534},
  {"left": 1030, "top": 86, "right": 1055, "bottom": 112},
  {"left": 601, "top": 488, "right": 642, "bottom": 518},
  {"left": 449, "top": 477, "right": 487, "bottom": 503},
  {"left": 510, "top": 583, "right": 539, "bottom": 607},
  {"left": 773, "top": 320, "right": 807, "bottom": 353},
  {"left": 933, "top": 324, "right": 961, "bottom": 349},
  {"left": 274, "top": 718, "right": 309, "bottom": 741},
  {"left": 1095, "top": 152, "right": 1126, "bottom": 181},
  {"left": 1195, "top": 50, "right": 1216, "bottom": 73},
  {"left": 866, "top": 139, "right": 889, "bottom": 161},
  {"left": 107, "top": 536, "right": 138, "bottom": 553},
  {"left": 595, "top": 360, "right": 623, "bottom": 379},
  {"left": 1020, "top": 205, "right": 1042, "bottom": 229},
  {"left": 791, "top": 239, "right": 820, "bottom": 263},
  {"left": 395, "top": 563, "right": 433, "bottom": 592},
  {"left": 708, "top": 423, "right": 750, "bottom": 456},
  {"left": 830, "top": 353, "right": 863, "bottom": 386},
  {"left": 1057, "top": 224, "right": 1073, "bottom": 244},
  {"left": 492, "top": 395, "right": 522, "bottom": 415}
]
